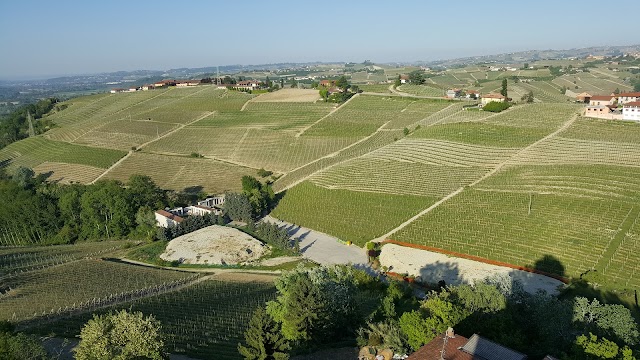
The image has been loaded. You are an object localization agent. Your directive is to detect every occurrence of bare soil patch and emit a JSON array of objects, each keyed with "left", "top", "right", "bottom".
[
  {"left": 211, "top": 272, "right": 278, "bottom": 283},
  {"left": 253, "top": 89, "right": 321, "bottom": 102},
  {"left": 380, "top": 244, "right": 564, "bottom": 295},
  {"left": 161, "top": 225, "right": 267, "bottom": 265}
]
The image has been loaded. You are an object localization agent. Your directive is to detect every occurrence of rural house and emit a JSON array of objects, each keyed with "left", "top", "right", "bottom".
[
  {"left": 197, "top": 195, "right": 225, "bottom": 208},
  {"left": 481, "top": 93, "right": 506, "bottom": 105},
  {"left": 236, "top": 80, "right": 260, "bottom": 90},
  {"left": 575, "top": 92, "right": 592, "bottom": 103},
  {"left": 155, "top": 210, "right": 184, "bottom": 228},
  {"left": 466, "top": 89, "right": 479, "bottom": 99},
  {"left": 407, "top": 329, "right": 527, "bottom": 360},
  {"left": 618, "top": 92, "right": 640, "bottom": 105},
  {"left": 623, "top": 101, "right": 640, "bottom": 121},
  {"left": 589, "top": 95, "right": 615, "bottom": 106},
  {"left": 400, "top": 74, "right": 410, "bottom": 84},
  {"left": 584, "top": 104, "right": 619, "bottom": 119},
  {"left": 446, "top": 89, "right": 461, "bottom": 99}
]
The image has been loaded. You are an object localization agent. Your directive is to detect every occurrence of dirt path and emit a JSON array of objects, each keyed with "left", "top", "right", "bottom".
[{"left": 295, "top": 93, "right": 359, "bottom": 137}]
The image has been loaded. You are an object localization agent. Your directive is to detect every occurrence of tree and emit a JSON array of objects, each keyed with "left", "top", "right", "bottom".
[
  {"left": 319, "top": 88, "right": 329, "bottom": 102},
  {"left": 0, "top": 324, "right": 49, "bottom": 360},
  {"left": 280, "top": 79, "right": 284, "bottom": 88},
  {"left": 394, "top": 75, "right": 401, "bottom": 88},
  {"left": 614, "top": 88, "right": 621, "bottom": 95},
  {"left": 238, "top": 307, "right": 290, "bottom": 360},
  {"left": 289, "top": 79, "right": 297, "bottom": 89},
  {"left": 634, "top": 82, "right": 640, "bottom": 92},
  {"left": 335, "top": 75, "right": 350, "bottom": 91},
  {"left": 13, "top": 166, "right": 35, "bottom": 189},
  {"left": 128, "top": 174, "right": 166, "bottom": 210},
  {"left": 524, "top": 63, "right": 529, "bottom": 69},
  {"left": 75, "top": 310, "right": 167, "bottom": 360},
  {"left": 266, "top": 265, "right": 359, "bottom": 343},
  {"left": 573, "top": 297, "right": 640, "bottom": 346},
  {"left": 572, "top": 333, "right": 637, "bottom": 360},
  {"left": 521, "top": 90, "right": 534, "bottom": 103},
  {"left": 408, "top": 70, "right": 424, "bottom": 85},
  {"left": 500, "top": 79, "right": 508, "bottom": 97},
  {"left": 224, "top": 192, "right": 253, "bottom": 222}
]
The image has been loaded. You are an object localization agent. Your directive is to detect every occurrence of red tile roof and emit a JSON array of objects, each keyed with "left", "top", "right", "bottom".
[
  {"left": 619, "top": 92, "right": 640, "bottom": 97},
  {"left": 407, "top": 333, "right": 471, "bottom": 360},
  {"left": 590, "top": 95, "right": 614, "bottom": 101},
  {"left": 624, "top": 101, "right": 640, "bottom": 107},
  {"left": 155, "top": 210, "right": 184, "bottom": 223},
  {"left": 483, "top": 93, "right": 505, "bottom": 99}
]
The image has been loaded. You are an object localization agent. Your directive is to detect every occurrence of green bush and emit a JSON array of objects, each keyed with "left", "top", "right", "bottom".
[{"left": 482, "top": 101, "right": 511, "bottom": 113}]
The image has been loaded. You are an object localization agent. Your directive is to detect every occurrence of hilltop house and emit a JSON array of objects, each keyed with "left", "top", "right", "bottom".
[
  {"left": 320, "top": 79, "right": 335, "bottom": 87},
  {"left": 618, "top": 92, "right": 640, "bottom": 105},
  {"left": 176, "top": 79, "right": 201, "bottom": 87},
  {"left": 400, "top": 75, "right": 410, "bottom": 84},
  {"left": 481, "top": 93, "right": 506, "bottom": 105},
  {"left": 154, "top": 80, "right": 177, "bottom": 87},
  {"left": 623, "top": 101, "right": 640, "bottom": 121},
  {"left": 408, "top": 329, "right": 527, "bottom": 360},
  {"left": 466, "top": 89, "right": 479, "bottom": 99},
  {"left": 155, "top": 210, "right": 184, "bottom": 228},
  {"left": 110, "top": 88, "right": 127, "bottom": 93}
]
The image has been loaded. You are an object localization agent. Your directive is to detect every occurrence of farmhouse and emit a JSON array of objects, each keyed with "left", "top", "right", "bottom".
[
  {"left": 400, "top": 75, "right": 410, "bottom": 84},
  {"left": 584, "top": 105, "right": 620, "bottom": 119},
  {"left": 481, "top": 93, "right": 506, "bottom": 105},
  {"left": 141, "top": 85, "right": 155, "bottom": 91},
  {"left": 466, "top": 89, "right": 479, "bottom": 99},
  {"left": 320, "top": 79, "right": 336, "bottom": 87},
  {"left": 176, "top": 80, "right": 201, "bottom": 87},
  {"left": 575, "top": 92, "right": 592, "bottom": 103},
  {"left": 155, "top": 210, "right": 184, "bottom": 228},
  {"left": 589, "top": 95, "right": 615, "bottom": 106},
  {"left": 407, "top": 329, "right": 527, "bottom": 360},
  {"left": 128, "top": 86, "right": 140, "bottom": 92},
  {"left": 618, "top": 92, "right": 640, "bottom": 105},
  {"left": 236, "top": 80, "right": 260, "bottom": 90},
  {"left": 623, "top": 101, "right": 640, "bottom": 121},
  {"left": 110, "top": 88, "right": 127, "bottom": 94},
  {"left": 446, "top": 89, "right": 461, "bottom": 99}
]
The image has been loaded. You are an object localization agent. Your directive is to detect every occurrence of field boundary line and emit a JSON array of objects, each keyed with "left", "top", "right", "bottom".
[
  {"left": 276, "top": 103, "right": 460, "bottom": 193},
  {"left": 381, "top": 239, "right": 570, "bottom": 284},
  {"left": 295, "top": 93, "right": 360, "bottom": 138},
  {"left": 91, "top": 111, "right": 214, "bottom": 183},
  {"left": 144, "top": 150, "right": 261, "bottom": 170},
  {"left": 371, "top": 112, "right": 579, "bottom": 242}
]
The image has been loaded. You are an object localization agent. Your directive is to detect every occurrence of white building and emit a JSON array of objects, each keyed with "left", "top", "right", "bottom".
[
  {"left": 623, "top": 101, "right": 640, "bottom": 121},
  {"left": 481, "top": 93, "right": 506, "bottom": 105},
  {"left": 186, "top": 205, "right": 223, "bottom": 216},
  {"left": 198, "top": 195, "right": 225, "bottom": 208},
  {"left": 589, "top": 95, "right": 615, "bottom": 106},
  {"left": 155, "top": 210, "right": 184, "bottom": 228},
  {"left": 618, "top": 92, "right": 640, "bottom": 105}
]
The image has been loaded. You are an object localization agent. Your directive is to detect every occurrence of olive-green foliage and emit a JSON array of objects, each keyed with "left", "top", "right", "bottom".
[
  {"left": 266, "top": 264, "right": 359, "bottom": 343},
  {"left": 573, "top": 298, "right": 640, "bottom": 347},
  {"left": 0, "top": 173, "right": 169, "bottom": 245},
  {"left": 238, "top": 306, "right": 290, "bottom": 360},
  {"left": 482, "top": 101, "right": 511, "bottom": 112},
  {"left": 0, "top": 329, "right": 49, "bottom": 360},
  {"left": 74, "top": 310, "right": 167, "bottom": 360},
  {"left": 573, "top": 333, "right": 637, "bottom": 360}
]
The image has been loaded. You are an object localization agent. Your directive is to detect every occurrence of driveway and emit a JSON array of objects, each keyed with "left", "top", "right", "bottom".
[{"left": 262, "top": 215, "right": 368, "bottom": 267}]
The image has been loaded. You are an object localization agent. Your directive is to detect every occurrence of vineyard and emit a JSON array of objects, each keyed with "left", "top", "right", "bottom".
[
  {"left": 271, "top": 181, "right": 436, "bottom": 246},
  {"left": 30, "top": 277, "right": 277, "bottom": 360},
  {"left": 0, "top": 259, "right": 195, "bottom": 322}
]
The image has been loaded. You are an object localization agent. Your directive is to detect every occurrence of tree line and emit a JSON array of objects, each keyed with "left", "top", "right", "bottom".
[
  {"left": 0, "top": 168, "right": 170, "bottom": 245},
  {"left": 237, "top": 264, "right": 639, "bottom": 360},
  {"left": 0, "top": 98, "right": 59, "bottom": 150}
]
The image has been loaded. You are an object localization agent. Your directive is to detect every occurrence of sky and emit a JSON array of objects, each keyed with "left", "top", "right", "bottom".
[{"left": 1, "top": 0, "right": 639, "bottom": 79}]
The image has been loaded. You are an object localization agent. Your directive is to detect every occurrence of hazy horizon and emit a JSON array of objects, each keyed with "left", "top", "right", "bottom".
[{"left": 1, "top": 0, "right": 639, "bottom": 80}]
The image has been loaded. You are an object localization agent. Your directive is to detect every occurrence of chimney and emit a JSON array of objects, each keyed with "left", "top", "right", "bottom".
[{"left": 446, "top": 327, "right": 455, "bottom": 338}]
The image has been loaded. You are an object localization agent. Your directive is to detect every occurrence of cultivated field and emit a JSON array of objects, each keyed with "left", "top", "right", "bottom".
[
  {"left": 252, "top": 88, "right": 321, "bottom": 102},
  {"left": 32, "top": 276, "right": 277, "bottom": 360}
]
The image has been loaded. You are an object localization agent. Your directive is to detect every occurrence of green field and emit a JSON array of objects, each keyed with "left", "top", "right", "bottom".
[
  {"left": 0, "top": 137, "right": 126, "bottom": 170},
  {"left": 271, "top": 181, "right": 436, "bottom": 245},
  {"left": 30, "top": 278, "right": 276, "bottom": 360}
]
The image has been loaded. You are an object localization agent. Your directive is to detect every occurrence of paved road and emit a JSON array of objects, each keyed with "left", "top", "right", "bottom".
[{"left": 262, "top": 215, "right": 368, "bottom": 267}]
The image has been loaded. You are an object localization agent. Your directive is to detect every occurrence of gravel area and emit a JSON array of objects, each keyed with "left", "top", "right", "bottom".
[
  {"left": 380, "top": 244, "right": 565, "bottom": 295},
  {"left": 161, "top": 225, "right": 266, "bottom": 265},
  {"left": 262, "top": 216, "right": 368, "bottom": 266}
]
